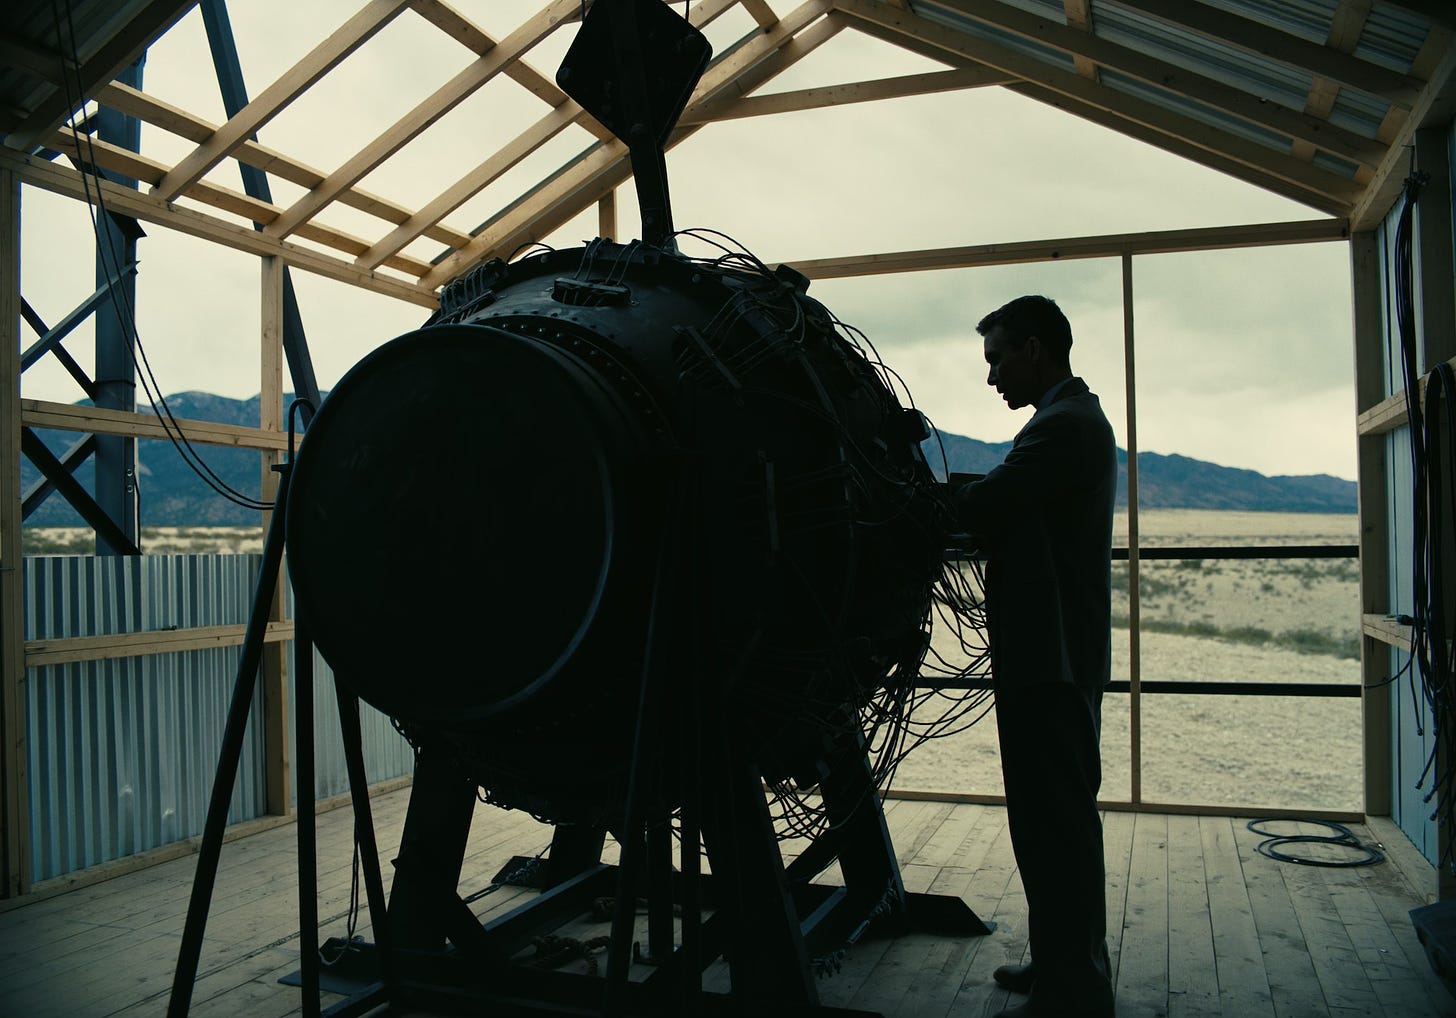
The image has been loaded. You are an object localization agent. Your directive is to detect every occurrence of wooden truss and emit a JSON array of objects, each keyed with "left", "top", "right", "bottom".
[{"left": 1, "top": 0, "right": 1453, "bottom": 301}]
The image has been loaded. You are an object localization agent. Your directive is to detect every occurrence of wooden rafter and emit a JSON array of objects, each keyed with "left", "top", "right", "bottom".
[
  {"left": 421, "top": 0, "right": 839, "bottom": 288},
  {"left": 1, "top": 148, "right": 437, "bottom": 307},
  {"left": 846, "top": 0, "right": 1355, "bottom": 212},
  {"left": 739, "top": 0, "right": 781, "bottom": 30},
  {"left": 835, "top": 0, "right": 1365, "bottom": 208},
  {"left": 682, "top": 64, "right": 1014, "bottom": 123},
  {"left": 914, "top": 0, "right": 1387, "bottom": 171},
  {"left": 153, "top": 0, "right": 413, "bottom": 202},
  {"left": 4, "top": 1, "right": 1449, "bottom": 294},
  {"left": 263, "top": 0, "right": 579, "bottom": 241},
  {"left": 1291, "top": 0, "right": 1371, "bottom": 163},
  {"left": 46, "top": 132, "right": 434, "bottom": 277},
  {"left": 356, "top": 103, "right": 590, "bottom": 270},
  {"left": 406, "top": 0, "right": 612, "bottom": 141},
  {"left": 354, "top": 0, "right": 742, "bottom": 270},
  {"left": 775, "top": 218, "right": 1350, "bottom": 278},
  {"left": 96, "top": 81, "right": 471, "bottom": 249},
  {"left": 1062, "top": 0, "right": 1097, "bottom": 80}
]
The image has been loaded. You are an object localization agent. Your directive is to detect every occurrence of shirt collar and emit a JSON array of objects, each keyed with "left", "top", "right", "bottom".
[{"left": 1033, "top": 375, "right": 1077, "bottom": 410}]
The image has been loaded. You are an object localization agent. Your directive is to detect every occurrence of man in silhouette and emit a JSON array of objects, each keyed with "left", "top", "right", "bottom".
[{"left": 953, "top": 295, "right": 1117, "bottom": 1018}]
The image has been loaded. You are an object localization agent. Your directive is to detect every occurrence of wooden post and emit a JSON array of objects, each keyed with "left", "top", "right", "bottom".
[
  {"left": 1415, "top": 129, "right": 1455, "bottom": 899},
  {"left": 1416, "top": 128, "right": 1456, "bottom": 368},
  {"left": 260, "top": 254, "right": 291, "bottom": 817},
  {"left": 598, "top": 188, "right": 616, "bottom": 242},
  {"left": 1351, "top": 228, "right": 1392, "bottom": 821},
  {"left": 1121, "top": 253, "right": 1141, "bottom": 807},
  {"left": 0, "top": 169, "right": 28, "bottom": 897}
]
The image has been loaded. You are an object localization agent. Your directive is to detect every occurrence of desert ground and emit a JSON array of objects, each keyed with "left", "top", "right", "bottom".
[
  {"left": 23, "top": 510, "right": 1371, "bottom": 812},
  {"left": 894, "top": 510, "right": 1366, "bottom": 812}
]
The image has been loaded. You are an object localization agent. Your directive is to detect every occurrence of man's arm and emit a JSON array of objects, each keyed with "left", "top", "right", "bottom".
[{"left": 954, "top": 411, "right": 1081, "bottom": 536}]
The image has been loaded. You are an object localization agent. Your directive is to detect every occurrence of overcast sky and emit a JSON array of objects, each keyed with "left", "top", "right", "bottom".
[{"left": 18, "top": 0, "right": 1358, "bottom": 480}]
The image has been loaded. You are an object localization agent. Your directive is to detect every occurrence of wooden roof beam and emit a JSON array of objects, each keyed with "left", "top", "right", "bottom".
[
  {"left": 45, "top": 131, "right": 433, "bottom": 277},
  {"left": 97, "top": 81, "right": 471, "bottom": 249},
  {"left": 776, "top": 218, "right": 1350, "bottom": 278},
  {"left": 1063, "top": 0, "right": 1098, "bottom": 80},
  {"left": 423, "top": 1, "right": 840, "bottom": 288},
  {"left": 835, "top": 0, "right": 1365, "bottom": 207},
  {"left": 740, "top": 0, "right": 781, "bottom": 29},
  {"left": 921, "top": 0, "right": 1387, "bottom": 170},
  {"left": 1290, "top": 0, "right": 1370, "bottom": 164},
  {"left": 681, "top": 64, "right": 1013, "bottom": 122},
  {"left": 4, "top": 149, "right": 436, "bottom": 306},
  {"left": 357, "top": 103, "right": 587, "bottom": 269},
  {"left": 264, "top": 0, "right": 578, "bottom": 241},
  {"left": 407, "top": 0, "right": 613, "bottom": 141},
  {"left": 153, "top": 0, "right": 412, "bottom": 202},
  {"left": 355, "top": 0, "right": 740, "bottom": 270},
  {"left": 1102, "top": 0, "right": 1425, "bottom": 109},
  {"left": 385, "top": 22, "right": 964, "bottom": 270}
]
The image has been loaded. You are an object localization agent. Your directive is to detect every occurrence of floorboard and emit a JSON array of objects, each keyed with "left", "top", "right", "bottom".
[{"left": 2, "top": 786, "right": 1454, "bottom": 1018}]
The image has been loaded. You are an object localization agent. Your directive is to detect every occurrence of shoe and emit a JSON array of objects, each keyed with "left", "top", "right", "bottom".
[{"left": 993, "top": 961, "right": 1036, "bottom": 994}]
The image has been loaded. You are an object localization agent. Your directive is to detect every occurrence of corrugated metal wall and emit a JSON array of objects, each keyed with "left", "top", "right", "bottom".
[
  {"left": 1381, "top": 130, "right": 1456, "bottom": 866},
  {"left": 23, "top": 554, "right": 414, "bottom": 884},
  {"left": 286, "top": 639, "right": 417, "bottom": 803}
]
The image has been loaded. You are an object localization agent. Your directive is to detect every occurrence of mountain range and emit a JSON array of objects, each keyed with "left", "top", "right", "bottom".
[{"left": 20, "top": 392, "right": 1357, "bottom": 526}]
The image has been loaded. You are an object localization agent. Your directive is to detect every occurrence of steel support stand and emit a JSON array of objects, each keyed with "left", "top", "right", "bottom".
[{"left": 166, "top": 462, "right": 292, "bottom": 1018}]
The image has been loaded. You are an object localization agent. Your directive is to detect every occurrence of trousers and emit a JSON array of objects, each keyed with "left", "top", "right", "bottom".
[{"left": 994, "top": 680, "right": 1112, "bottom": 999}]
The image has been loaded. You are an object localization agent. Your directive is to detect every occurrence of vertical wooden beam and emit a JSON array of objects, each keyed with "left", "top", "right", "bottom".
[
  {"left": 260, "top": 254, "right": 290, "bottom": 817},
  {"left": 1414, "top": 127, "right": 1456, "bottom": 899},
  {"left": 598, "top": 189, "right": 616, "bottom": 242},
  {"left": 1351, "top": 229, "right": 1392, "bottom": 820},
  {"left": 1416, "top": 128, "right": 1456, "bottom": 370},
  {"left": 1121, "top": 253, "right": 1142, "bottom": 806},
  {"left": 0, "top": 168, "right": 29, "bottom": 897}
]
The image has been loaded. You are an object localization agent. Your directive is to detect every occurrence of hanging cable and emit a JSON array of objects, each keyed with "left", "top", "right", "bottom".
[
  {"left": 1390, "top": 169, "right": 1456, "bottom": 874},
  {"left": 49, "top": 0, "right": 273, "bottom": 513}
]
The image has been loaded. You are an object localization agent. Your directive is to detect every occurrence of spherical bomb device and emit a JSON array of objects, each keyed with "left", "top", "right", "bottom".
[{"left": 278, "top": 0, "right": 988, "bottom": 1009}]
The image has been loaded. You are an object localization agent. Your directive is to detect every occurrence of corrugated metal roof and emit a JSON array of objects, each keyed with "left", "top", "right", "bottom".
[
  {"left": 1199, "top": 0, "right": 1337, "bottom": 47},
  {"left": 906, "top": 0, "right": 1423, "bottom": 186},
  {"left": 1096, "top": 4, "right": 1319, "bottom": 118},
  {"left": 1358, "top": 2, "right": 1435, "bottom": 72}
]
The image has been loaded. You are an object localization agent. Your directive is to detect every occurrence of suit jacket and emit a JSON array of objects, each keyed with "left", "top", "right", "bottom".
[{"left": 954, "top": 377, "right": 1116, "bottom": 689}]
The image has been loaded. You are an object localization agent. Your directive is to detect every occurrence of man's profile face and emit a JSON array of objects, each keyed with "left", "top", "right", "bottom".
[{"left": 983, "top": 325, "right": 1040, "bottom": 410}]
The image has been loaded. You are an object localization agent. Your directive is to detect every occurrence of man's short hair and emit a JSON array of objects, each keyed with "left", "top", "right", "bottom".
[{"left": 975, "top": 295, "right": 1072, "bottom": 360}]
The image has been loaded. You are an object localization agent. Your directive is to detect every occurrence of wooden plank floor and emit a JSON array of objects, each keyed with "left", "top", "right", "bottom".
[{"left": 1, "top": 786, "right": 1452, "bottom": 1018}]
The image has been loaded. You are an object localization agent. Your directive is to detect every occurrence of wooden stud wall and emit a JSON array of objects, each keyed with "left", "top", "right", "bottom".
[
  {"left": 1120, "top": 254, "right": 1142, "bottom": 807},
  {"left": 260, "top": 255, "right": 290, "bottom": 818},
  {"left": 1, "top": 169, "right": 28, "bottom": 898},
  {"left": 1351, "top": 229, "right": 1393, "bottom": 819}
]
